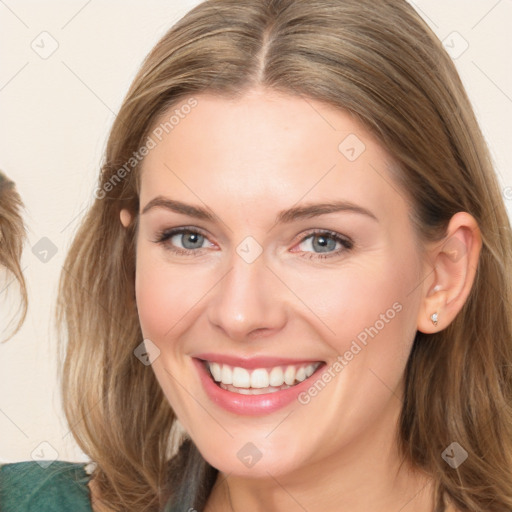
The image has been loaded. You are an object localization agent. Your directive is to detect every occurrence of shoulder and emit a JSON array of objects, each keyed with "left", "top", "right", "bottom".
[{"left": 0, "top": 460, "right": 93, "bottom": 512}]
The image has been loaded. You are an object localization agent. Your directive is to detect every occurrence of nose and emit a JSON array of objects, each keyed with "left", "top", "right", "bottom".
[{"left": 207, "top": 247, "right": 288, "bottom": 342}]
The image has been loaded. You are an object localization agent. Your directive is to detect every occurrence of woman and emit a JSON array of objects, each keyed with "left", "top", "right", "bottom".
[{"left": 2, "top": 0, "right": 512, "bottom": 511}]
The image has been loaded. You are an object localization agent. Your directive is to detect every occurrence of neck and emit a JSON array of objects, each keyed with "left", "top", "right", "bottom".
[{"left": 204, "top": 398, "right": 437, "bottom": 512}]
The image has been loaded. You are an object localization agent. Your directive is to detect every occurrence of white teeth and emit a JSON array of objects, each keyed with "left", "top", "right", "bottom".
[
  {"left": 284, "top": 365, "right": 296, "bottom": 385},
  {"left": 206, "top": 361, "right": 321, "bottom": 390},
  {"left": 269, "top": 366, "right": 284, "bottom": 387},
  {"left": 295, "top": 366, "right": 306, "bottom": 382},
  {"left": 232, "top": 367, "right": 250, "bottom": 388},
  {"left": 305, "top": 364, "right": 315, "bottom": 378},
  {"left": 221, "top": 364, "right": 233, "bottom": 385},
  {"left": 250, "top": 368, "right": 269, "bottom": 388},
  {"left": 210, "top": 362, "right": 222, "bottom": 382}
]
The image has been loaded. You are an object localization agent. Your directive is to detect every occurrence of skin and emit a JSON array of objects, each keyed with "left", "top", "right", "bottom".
[{"left": 112, "top": 88, "right": 480, "bottom": 512}]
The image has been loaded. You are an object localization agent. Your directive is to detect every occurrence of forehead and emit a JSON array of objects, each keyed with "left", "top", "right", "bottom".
[{"left": 139, "top": 89, "right": 409, "bottom": 224}]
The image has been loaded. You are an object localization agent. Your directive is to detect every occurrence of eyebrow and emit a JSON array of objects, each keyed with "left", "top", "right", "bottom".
[{"left": 141, "top": 196, "right": 378, "bottom": 223}]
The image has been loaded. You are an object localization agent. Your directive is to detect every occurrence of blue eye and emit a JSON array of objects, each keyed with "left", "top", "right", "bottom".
[
  {"left": 300, "top": 233, "right": 339, "bottom": 253},
  {"left": 295, "top": 230, "right": 353, "bottom": 260},
  {"left": 154, "top": 227, "right": 211, "bottom": 255},
  {"left": 170, "top": 231, "right": 205, "bottom": 250},
  {"left": 154, "top": 227, "right": 353, "bottom": 260}
]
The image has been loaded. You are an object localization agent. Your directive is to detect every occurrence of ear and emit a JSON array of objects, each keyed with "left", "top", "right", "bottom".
[
  {"left": 417, "top": 212, "right": 482, "bottom": 333},
  {"left": 120, "top": 208, "right": 132, "bottom": 228}
]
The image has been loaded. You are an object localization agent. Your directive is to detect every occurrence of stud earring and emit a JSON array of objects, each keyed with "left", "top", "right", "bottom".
[{"left": 430, "top": 312, "right": 438, "bottom": 326}]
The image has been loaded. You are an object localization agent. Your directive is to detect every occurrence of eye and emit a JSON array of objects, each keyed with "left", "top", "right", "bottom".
[
  {"left": 293, "top": 230, "right": 353, "bottom": 260},
  {"left": 153, "top": 227, "right": 353, "bottom": 260},
  {"left": 153, "top": 227, "right": 214, "bottom": 256}
]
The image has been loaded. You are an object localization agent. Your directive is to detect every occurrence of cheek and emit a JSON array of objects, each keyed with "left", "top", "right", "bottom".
[
  {"left": 134, "top": 247, "right": 185, "bottom": 341},
  {"left": 134, "top": 244, "right": 216, "bottom": 344},
  {"left": 135, "top": 253, "right": 166, "bottom": 338},
  {"left": 290, "top": 253, "right": 421, "bottom": 372}
]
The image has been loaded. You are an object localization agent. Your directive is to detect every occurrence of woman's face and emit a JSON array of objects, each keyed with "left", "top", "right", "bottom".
[{"left": 129, "top": 88, "right": 428, "bottom": 478}]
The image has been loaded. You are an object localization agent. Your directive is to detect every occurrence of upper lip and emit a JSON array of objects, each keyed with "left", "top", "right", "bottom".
[{"left": 193, "top": 352, "right": 324, "bottom": 370}]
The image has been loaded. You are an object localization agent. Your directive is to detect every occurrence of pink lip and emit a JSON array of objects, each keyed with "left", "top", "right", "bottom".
[
  {"left": 192, "top": 357, "right": 325, "bottom": 416},
  {"left": 192, "top": 352, "right": 323, "bottom": 369}
]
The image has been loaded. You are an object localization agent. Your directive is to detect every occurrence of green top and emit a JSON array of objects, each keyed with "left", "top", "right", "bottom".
[{"left": 0, "top": 460, "right": 93, "bottom": 511}]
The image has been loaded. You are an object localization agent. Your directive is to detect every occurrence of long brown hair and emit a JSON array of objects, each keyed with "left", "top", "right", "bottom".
[
  {"left": 57, "top": 1, "right": 512, "bottom": 510},
  {"left": 0, "top": 171, "right": 27, "bottom": 342}
]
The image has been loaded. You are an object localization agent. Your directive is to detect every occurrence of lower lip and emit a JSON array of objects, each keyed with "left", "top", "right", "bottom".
[{"left": 193, "top": 358, "right": 325, "bottom": 416}]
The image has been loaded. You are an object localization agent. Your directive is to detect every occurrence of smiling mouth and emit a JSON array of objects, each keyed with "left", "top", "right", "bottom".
[{"left": 201, "top": 359, "right": 324, "bottom": 395}]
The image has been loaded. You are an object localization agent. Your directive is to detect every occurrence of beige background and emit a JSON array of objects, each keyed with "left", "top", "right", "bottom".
[{"left": 0, "top": 0, "right": 511, "bottom": 463}]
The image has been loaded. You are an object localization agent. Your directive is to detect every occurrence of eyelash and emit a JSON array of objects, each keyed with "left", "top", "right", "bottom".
[{"left": 153, "top": 227, "right": 354, "bottom": 260}]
